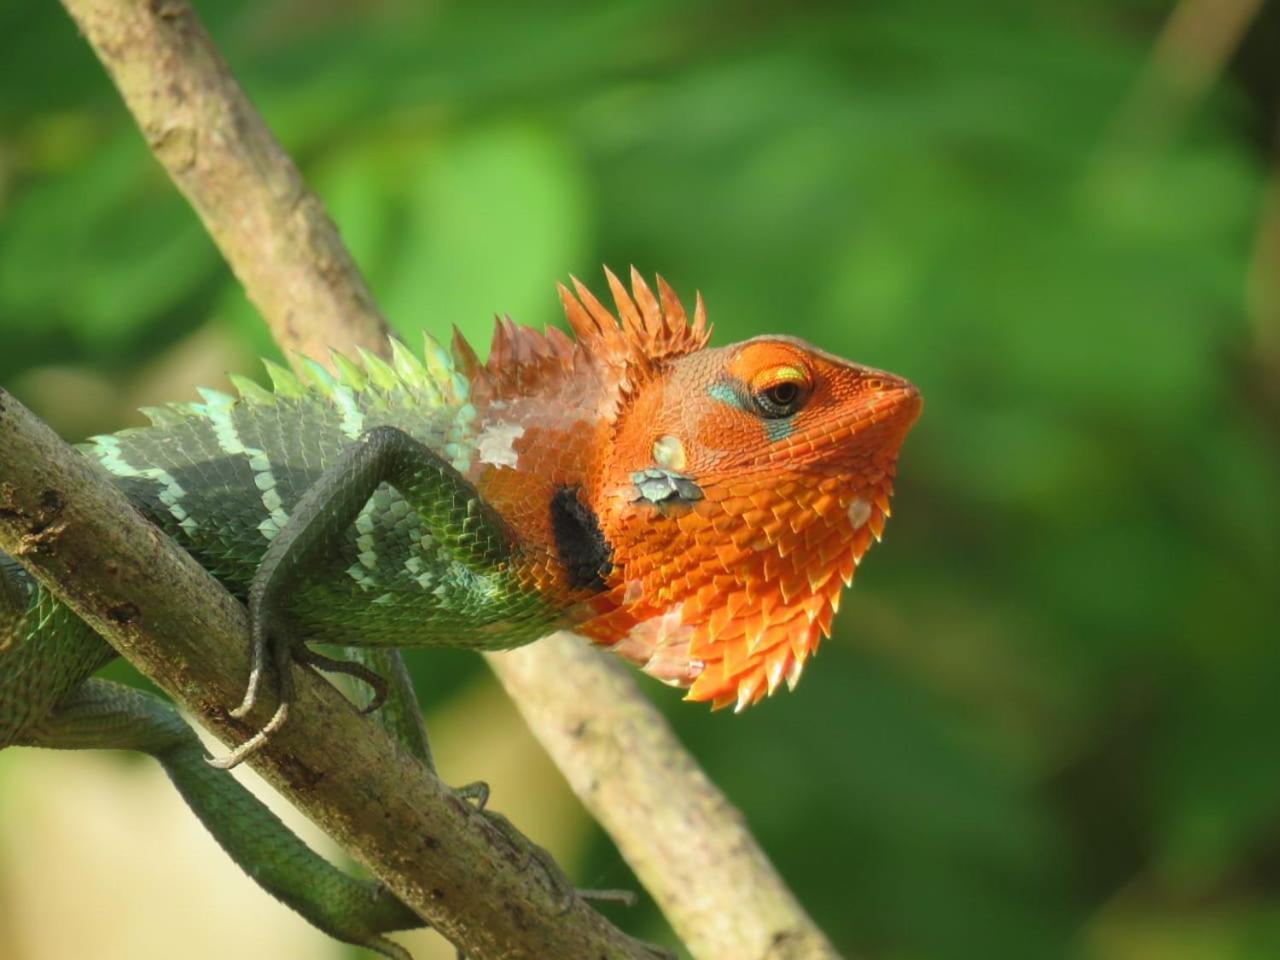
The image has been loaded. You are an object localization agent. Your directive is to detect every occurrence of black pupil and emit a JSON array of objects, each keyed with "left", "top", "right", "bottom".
[{"left": 767, "top": 382, "right": 799, "bottom": 406}]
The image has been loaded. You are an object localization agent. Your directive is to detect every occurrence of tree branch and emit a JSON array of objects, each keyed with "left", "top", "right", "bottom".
[
  {"left": 1106, "top": 0, "right": 1263, "bottom": 151},
  {"left": 55, "top": 0, "right": 841, "bottom": 957}
]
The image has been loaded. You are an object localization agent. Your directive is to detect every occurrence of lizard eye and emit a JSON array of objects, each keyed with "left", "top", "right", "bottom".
[{"left": 751, "top": 366, "right": 811, "bottom": 419}]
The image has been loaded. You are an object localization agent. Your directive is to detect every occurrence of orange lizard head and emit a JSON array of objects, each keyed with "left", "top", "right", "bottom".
[
  {"left": 576, "top": 273, "right": 921, "bottom": 711},
  {"left": 461, "top": 269, "right": 920, "bottom": 711}
]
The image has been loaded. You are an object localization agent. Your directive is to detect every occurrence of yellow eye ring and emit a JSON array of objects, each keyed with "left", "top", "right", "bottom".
[{"left": 750, "top": 365, "right": 811, "bottom": 419}]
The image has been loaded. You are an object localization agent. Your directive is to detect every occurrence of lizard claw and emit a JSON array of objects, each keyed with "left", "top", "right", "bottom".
[
  {"left": 577, "top": 888, "right": 639, "bottom": 908},
  {"left": 207, "top": 700, "right": 289, "bottom": 770},
  {"left": 460, "top": 792, "right": 579, "bottom": 914},
  {"left": 454, "top": 780, "right": 490, "bottom": 810},
  {"left": 227, "top": 678, "right": 260, "bottom": 720},
  {"left": 211, "top": 616, "right": 296, "bottom": 769},
  {"left": 296, "top": 647, "right": 389, "bottom": 713},
  {"left": 459, "top": 790, "right": 644, "bottom": 916},
  {"left": 228, "top": 600, "right": 284, "bottom": 720}
]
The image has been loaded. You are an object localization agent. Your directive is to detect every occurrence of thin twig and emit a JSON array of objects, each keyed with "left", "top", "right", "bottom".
[{"left": 1107, "top": 0, "right": 1263, "bottom": 150}]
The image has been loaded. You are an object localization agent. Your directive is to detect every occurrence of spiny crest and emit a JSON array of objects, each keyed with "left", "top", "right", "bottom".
[
  {"left": 456, "top": 267, "right": 711, "bottom": 402},
  {"left": 131, "top": 334, "right": 470, "bottom": 431}
]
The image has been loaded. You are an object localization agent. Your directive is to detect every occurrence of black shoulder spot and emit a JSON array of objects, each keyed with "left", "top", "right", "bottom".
[{"left": 549, "top": 485, "right": 613, "bottom": 592}]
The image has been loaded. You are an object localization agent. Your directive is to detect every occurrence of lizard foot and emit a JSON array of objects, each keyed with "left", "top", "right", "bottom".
[
  {"left": 454, "top": 779, "right": 490, "bottom": 809},
  {"left": 577, "top": 888, "right": 640, "bottom": 907},
  {"left": 210, "top": 641, "right": 389, "bottom": 770},
  {"left": 207, "top": 699, "right": 290, "bottom": 770},
  {"left": 454, "top": 782, "right": 575, "bottom": 911},
  {"left": 447, "top": 790, "right": 661, "bottom": 960},
  {"left": 452, "top": 783, "right": 639, "bottom": 916},
  {"left": 296, "top": 646, "right": 389, "bottom": 714},
  {"left": 209, "top": 616, "right": 297, "bottom": 770}
]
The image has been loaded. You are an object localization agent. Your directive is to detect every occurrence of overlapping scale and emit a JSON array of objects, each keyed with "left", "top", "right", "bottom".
[{"left": 578, "top": 468, "right": 896, "bottom": 712}]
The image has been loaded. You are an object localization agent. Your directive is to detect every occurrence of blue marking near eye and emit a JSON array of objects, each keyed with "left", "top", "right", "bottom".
[
  {"left": 707, "top": 380, "right": 747, "bottom": 410},
  {"left": 709, "top": 379, "right": 794, "bottom": 442},
  {"left": 764, "top": 418, "right": 794, "bottom": 443}
]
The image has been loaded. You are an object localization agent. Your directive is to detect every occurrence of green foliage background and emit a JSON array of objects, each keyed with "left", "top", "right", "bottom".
[{"left": 2, "top": 1, "right": 1279, "bottom": 958}]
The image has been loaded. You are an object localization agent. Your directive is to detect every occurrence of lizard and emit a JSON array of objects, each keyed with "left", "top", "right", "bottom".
[{"left": 0, "top": 267, "right": 921, "bottom": 958}]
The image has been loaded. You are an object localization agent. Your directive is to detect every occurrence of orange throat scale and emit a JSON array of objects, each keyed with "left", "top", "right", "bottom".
[{"left": 458, "top": 268, "right": 922, "bottom": 713}]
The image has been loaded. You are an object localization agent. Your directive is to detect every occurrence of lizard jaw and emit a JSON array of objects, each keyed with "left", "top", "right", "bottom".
[{"left": 581, "top": 473, "right": 897, "bottom": 712}]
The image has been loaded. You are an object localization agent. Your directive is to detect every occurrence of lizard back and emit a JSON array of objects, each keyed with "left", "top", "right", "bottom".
[{"left": 82, "top": 340, "right": 562, "bottom": 648}]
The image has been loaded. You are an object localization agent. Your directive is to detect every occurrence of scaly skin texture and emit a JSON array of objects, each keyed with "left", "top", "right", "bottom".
[
  {"left": 462, "top": 269, "right": 922, "bottom": 710},
  {"left": 0, "top": 267, "right": 920, "bottom": 952}
]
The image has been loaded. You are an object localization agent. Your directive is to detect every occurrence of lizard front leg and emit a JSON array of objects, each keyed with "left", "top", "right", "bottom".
[{"left": 213, "top": 425, "right": 513, "bottom": 769}]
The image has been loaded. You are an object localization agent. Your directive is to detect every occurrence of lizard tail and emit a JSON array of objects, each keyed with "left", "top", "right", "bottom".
[
  {"left": 0, "top": 552, "right": 31, "bottom": 652},
  {"left": 0, "top": 551, "right": 117, "bottom": 749}
]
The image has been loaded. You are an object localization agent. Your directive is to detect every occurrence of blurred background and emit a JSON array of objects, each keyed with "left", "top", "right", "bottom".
[{"left": 2, "top": 1, "right": 1279, "bottom": 958}]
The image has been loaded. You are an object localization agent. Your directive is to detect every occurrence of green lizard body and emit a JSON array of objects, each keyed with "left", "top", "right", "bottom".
[{"left": 90, "top": 345, "right": 556, "bottom": 648}]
